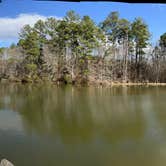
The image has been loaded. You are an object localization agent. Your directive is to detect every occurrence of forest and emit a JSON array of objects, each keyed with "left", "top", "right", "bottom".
[{"left": 1, "top": 10, "right": 166, "bottom": 85}]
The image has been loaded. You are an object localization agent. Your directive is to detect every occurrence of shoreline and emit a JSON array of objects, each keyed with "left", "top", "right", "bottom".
[
  {"left": 108, "top": 82, "right": 166, "bottom": 86},
  {"left": 1, "top": 79, "right": 166, "bottom": 87}
]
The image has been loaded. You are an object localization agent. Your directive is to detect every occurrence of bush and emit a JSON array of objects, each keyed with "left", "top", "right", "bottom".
[{"left": 26, "top": 63, "right": 37, "bottom": 72}]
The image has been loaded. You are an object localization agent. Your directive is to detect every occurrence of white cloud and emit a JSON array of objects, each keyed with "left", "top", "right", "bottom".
[{"left": 0, "top": 13, "right": 60, "bottom": 42}]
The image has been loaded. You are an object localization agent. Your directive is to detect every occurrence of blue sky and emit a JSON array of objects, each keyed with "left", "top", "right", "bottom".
[{"left": 0, "top": 0, "right": 166, "bottom": 47}]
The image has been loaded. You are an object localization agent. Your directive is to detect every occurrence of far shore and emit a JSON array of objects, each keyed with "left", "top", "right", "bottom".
[
  {"left": 108, "top": 82, "right": 166, "bottom": 86},
  {"left": 1, "top": 78, "right": 166, "bottom": 87}
]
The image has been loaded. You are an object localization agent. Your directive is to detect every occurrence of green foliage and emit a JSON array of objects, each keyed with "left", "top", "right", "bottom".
[
  {"left": 0, "top": 47, "right": 5, "bottom": 54},
  {"left": 83, "top": 69, "right": 89, "bottom": 75},
  {"left": 7, "top": 57, "right": 17, "bottom": 63},
  {"left": 78, "top": 15, "right": 105, "bottom": 57},
  {"left": 18, "top": 25, "right": 42, "bottom": 67},
  {"left": 131, "top": 18, "right": 150, "bottom": 51},
  {"left": 18, "top": 10, "right": 104, "bottom": 60},
  {"left": 10, "top": 43, "right": 17, "bottom": 49},
  {"left": 101, "top": 12, "right": 150, "bottom": 54},
  {"left": 19, "top": 31, "right": 40, "bottom": 62},
  {"left": 64, "top": 10, "right": 80, "bottom": 22},
  {"left": 16, "top": 10, "right": 151, "bottom": 83},
  {"left": 26, "top": 63, "right": 37, "bottom": 72},
  {"left": 118, "top": 18, "right": 130, "bottom": 41},
  {"left": 159, "top": 33, "right": 166, "bottom": 48},
  {"left": 100, "top": 11, "right": 119, "bottom": 43},
  {"left": 45, "top": 11, "right": 104, "bottom": 58}
]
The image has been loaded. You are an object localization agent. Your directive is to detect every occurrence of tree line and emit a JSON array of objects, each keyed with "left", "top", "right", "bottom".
[{"left": 1, "top": 10, "right": 166, "bottom": 84}]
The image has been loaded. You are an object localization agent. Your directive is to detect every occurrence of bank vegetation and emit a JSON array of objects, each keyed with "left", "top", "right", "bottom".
[{"left": 1, "top": 11, "right": 166, "bottom": 85}]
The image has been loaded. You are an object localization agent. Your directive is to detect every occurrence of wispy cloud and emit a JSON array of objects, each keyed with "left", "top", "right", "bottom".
[
  {"left": 151, "top": 4, "right": 166, "bottom": 12},
  {"left": 0, "top": 13, "right": 60, "bottom": 42}
]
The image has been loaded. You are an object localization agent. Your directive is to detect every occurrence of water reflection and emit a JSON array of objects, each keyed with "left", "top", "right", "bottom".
[{"left": 1, "top": 84, "right": 166, "bottom": 166}]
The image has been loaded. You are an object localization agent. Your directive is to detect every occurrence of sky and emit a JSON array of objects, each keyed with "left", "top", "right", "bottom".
[{"left": 0, "top": 0, "right": 166, "bottom": 47}]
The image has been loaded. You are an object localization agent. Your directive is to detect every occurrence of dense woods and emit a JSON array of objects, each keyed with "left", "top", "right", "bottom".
[{"left": 1, "top": 10, "right": 166, "bottom": 85}]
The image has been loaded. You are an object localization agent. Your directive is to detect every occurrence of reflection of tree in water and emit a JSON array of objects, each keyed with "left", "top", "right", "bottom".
[{"left": 0, "top": 84, "right": 148, "bottom": 144}]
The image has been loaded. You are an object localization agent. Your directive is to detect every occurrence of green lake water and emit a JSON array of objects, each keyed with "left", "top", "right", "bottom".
[{"left": 0, "top": 84, "right": 166, "bottom": 166}]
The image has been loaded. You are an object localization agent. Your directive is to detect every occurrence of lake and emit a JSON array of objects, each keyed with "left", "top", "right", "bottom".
[{"left": 0, "top": 84, "right": 166, "bottom": 166}]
